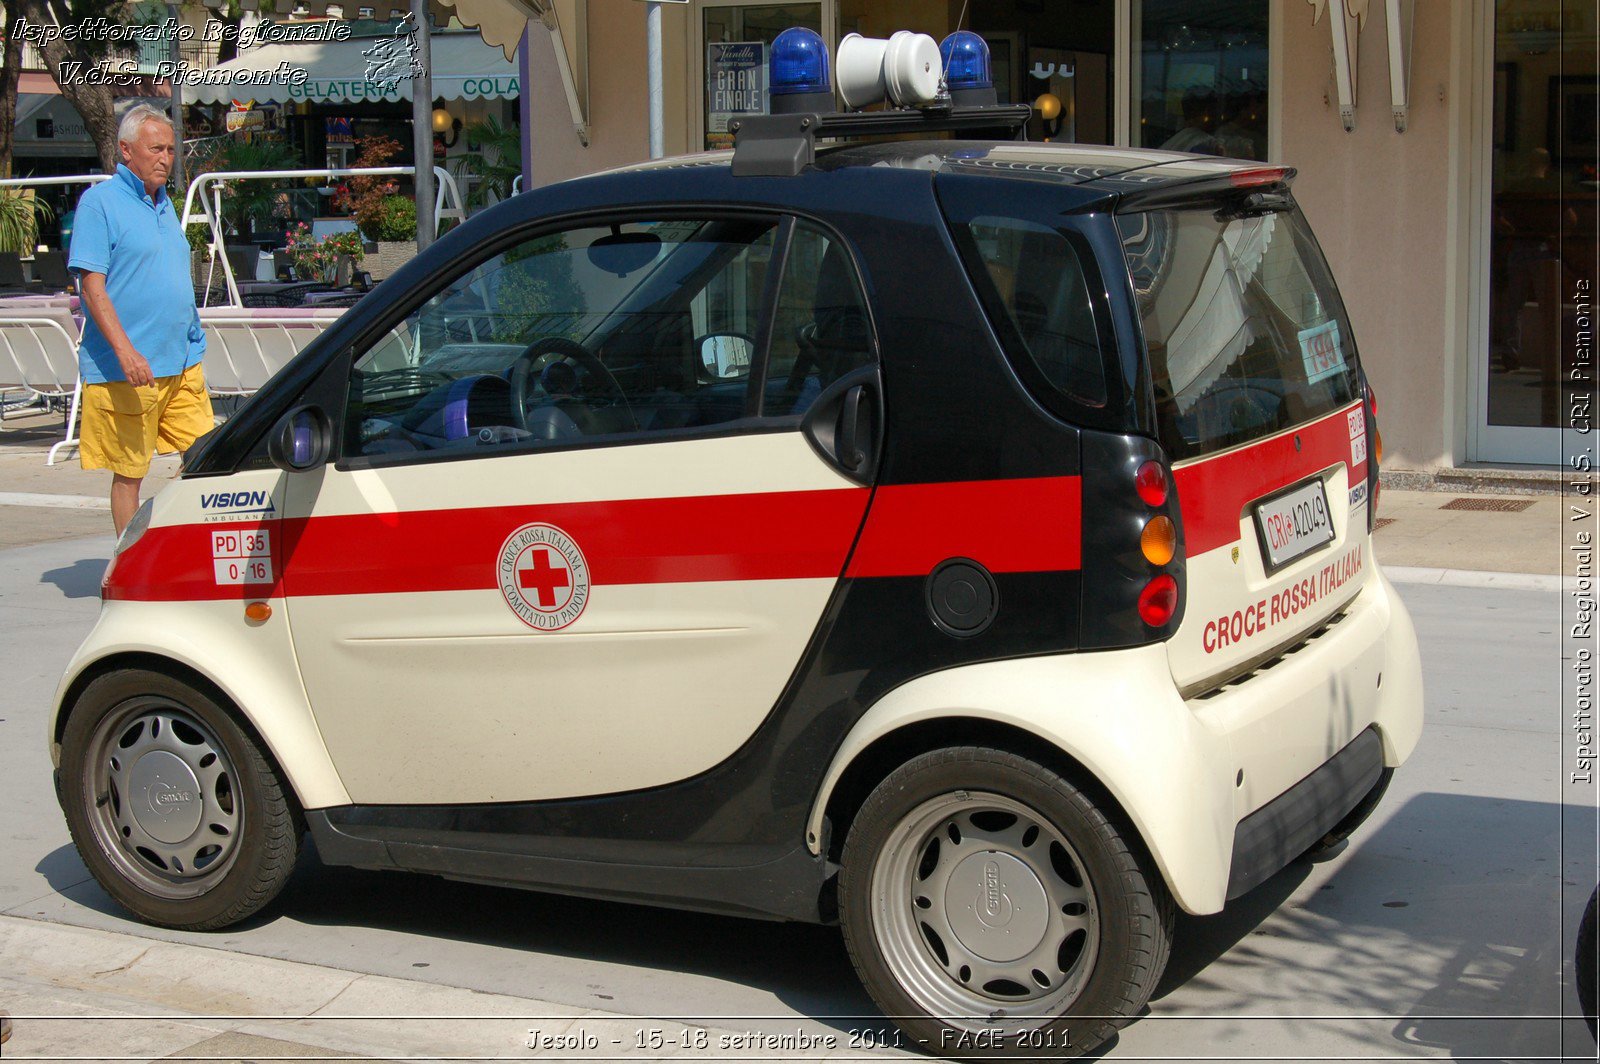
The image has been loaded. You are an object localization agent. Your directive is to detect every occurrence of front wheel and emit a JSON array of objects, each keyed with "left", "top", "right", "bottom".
[
  {"left": 59, "top": 669, "right": 302, "bottom": 931},
  {"left": 839, "top": 748, "right": 1172, "bottom": 1059}
]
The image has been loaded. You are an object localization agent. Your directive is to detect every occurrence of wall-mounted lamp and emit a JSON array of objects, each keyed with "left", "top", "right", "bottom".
[
  {"left": 432, "top": 107, "right": 462, "bottom": 148},
  {"left": 1034, "top": 92, "right": 1062, "bottom": 140}
]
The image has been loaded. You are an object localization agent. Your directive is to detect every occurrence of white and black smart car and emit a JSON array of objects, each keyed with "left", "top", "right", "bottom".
[{"left": 50, "top": 30, "right": 1422, "bottom": 1060}]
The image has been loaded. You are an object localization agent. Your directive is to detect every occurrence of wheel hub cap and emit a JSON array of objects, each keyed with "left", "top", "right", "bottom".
[
  {"left": 944, "top": 850, "right": 1049, "bottom": 963},
  {"left": 129, "top": 751, "right": 203, "bottom": 844}
]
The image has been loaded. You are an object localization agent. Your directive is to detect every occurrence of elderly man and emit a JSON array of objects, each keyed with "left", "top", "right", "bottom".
[{"left": 69, "top": 103, "right": 209, "bottom": 534}]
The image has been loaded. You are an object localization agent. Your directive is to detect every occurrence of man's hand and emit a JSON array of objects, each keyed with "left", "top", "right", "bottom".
[
  {"left": 79, "top": 272, "right": 157, "bottom": 386},
  {"left": 116, "top": 349, "right": 155, "bottom": 387}
]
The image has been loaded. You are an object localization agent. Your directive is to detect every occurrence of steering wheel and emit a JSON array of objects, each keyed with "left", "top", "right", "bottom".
[{"left": 507, "top": 336, "right": 635, "bottom": 436}]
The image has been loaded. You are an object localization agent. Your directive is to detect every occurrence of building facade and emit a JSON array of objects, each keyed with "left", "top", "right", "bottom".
[{"left": 516, "top": 0, "right": 1597, "bottom": 478}]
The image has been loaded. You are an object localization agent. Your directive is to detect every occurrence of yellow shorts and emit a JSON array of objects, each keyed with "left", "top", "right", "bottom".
[{"left": 80, "top": 363, "right": 215, "bottom": 478}]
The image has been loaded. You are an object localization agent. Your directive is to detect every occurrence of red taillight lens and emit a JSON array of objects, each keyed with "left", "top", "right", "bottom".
[
  {"left": 1367, "top": 386, "right": 1378, "bottom": 418},
  {"left": 1229, "top": 166, "right": 1291, "bottom": 188},
  {"left": 1135, "top": 461, "right": 1168, "bottom": 507},
  {"left": 1137, "top": 575, "right": 1178, "bottom": 627}
]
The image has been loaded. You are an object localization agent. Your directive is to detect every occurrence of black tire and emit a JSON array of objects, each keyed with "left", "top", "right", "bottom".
[
  {"left": 1578, "top": 885, "right": 1598, "bottom": 1039},
  {"left": 838, "top": 747, "right": 1173, "bottom": 1060},
  {"left": 59, "top": 669, "right": 302, "bottom": 931}
]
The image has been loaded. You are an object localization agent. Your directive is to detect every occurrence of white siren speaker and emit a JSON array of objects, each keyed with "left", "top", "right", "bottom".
[
  {"left": 882, "top": 30, "right": 942, "bottom": 107},
  {"left": 836, "top": 32, "right": 889, "bottom": 110}
]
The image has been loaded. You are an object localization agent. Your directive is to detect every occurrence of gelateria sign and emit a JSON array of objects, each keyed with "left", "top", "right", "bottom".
[{"left": 286, "top": 76, "right": 519, "bottom": 102}]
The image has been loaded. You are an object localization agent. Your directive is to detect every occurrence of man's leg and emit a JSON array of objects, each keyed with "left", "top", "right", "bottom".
[{"left": 110, "top": 473, "right": 143, "bottom": 536}]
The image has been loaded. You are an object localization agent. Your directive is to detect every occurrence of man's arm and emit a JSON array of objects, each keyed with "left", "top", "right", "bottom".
[{"left": 79, "top": 272, "right": 154, "bottom": 387}]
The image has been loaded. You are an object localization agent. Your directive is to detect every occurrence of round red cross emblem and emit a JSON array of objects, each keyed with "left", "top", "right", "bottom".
[{"left": 496, "top": 523, "right": 590, "bottom": 631}]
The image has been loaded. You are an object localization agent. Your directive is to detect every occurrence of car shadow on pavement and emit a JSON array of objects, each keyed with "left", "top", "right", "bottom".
[
  {"left": 31, "top": 791, "right": 1597, "bottom": 1062},
  {"left": 39, "top": 557, "right": 109, "bottom": 600}
]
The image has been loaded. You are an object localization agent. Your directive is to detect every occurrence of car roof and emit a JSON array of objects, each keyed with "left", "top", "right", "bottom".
[{"left": 595, "top": 139, "right": 1271, "bottom": 197}]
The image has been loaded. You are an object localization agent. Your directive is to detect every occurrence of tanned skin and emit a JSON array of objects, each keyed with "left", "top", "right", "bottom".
[{"left": 78, "top": 117, "right": 176, "bottom": 534}]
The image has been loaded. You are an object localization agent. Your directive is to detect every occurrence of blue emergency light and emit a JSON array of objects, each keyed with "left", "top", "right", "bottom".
[
  {"left": 940, "top": 31, "right": 997, "bottom": 107},
  {"left": 769, "top": 27, "right": 835, "bottom": 115}
]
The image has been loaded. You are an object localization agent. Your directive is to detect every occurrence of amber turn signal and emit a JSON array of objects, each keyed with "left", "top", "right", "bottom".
[
  {"left": 1141, "top": 516, "right": 1176, "bottom": 567},
  {"left": 244, "top": 602, "right": 272, "bottom": 622}
]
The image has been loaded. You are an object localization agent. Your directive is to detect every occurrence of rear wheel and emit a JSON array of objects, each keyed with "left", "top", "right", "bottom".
[
  {"left": 839, "top": 747, "right": 1172, "bottom": 1059},
  {"left": 60, "top": 669, "right": 302, "bottom": 931}
]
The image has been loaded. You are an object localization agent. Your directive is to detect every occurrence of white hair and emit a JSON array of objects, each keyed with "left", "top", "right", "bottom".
[{"left": 117, "top": 103, "right": 171, "bottom": 147}]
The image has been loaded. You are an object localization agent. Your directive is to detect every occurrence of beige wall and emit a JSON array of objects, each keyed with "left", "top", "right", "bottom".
[
  {"left": 526, "top": 0, "right": 689, "bottom": 188},
  {"left": 1275, "top": 0, "right": 1467, "bottom": 472}
]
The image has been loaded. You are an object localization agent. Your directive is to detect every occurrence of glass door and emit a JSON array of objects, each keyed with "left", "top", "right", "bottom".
[
  {"left": 1475, "top": 0, "right": 1598, "bottom": 463},
  {"left": 694, "top": 1, "right": 829, "bottom": 150}
]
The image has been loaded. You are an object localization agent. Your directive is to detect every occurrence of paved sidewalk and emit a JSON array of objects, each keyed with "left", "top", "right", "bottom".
[{"left": 0, "top": 917, "right": 891, "bottom": 1062}]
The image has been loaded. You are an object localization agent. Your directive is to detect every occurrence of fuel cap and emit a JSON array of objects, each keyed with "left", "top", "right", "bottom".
[{"left": 926, "top": 558, "right": 998, "bottom": 637}]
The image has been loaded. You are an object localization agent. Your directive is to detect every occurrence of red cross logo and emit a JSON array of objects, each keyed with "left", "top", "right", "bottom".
[
  {"left": 517, "top": 547, "right": 571, "bottom": 609},
  {"left": 497, "top": 523, "right": 589, "bottom": 631}
]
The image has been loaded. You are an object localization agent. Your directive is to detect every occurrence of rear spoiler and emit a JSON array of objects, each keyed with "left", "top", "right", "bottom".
[{"left": 1114, "top": 165, "right": 1298, "bottom": 215}]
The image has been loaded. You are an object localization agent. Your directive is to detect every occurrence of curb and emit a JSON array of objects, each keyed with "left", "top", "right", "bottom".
[
  {"left": 1385, "top": 565, "right": 1569, "bottom": 592},
  {"left": 0, "top": 916, "right": 907, "bottom": 1062}
]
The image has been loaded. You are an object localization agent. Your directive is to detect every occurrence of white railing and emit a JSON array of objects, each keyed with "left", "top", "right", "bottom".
[
  {"left": 0, "top": 314, "right": 86, "bottom": 465},
  {"left": 179, "top": 166, "right": 466, "bottom": 307},
  {"left": 0, "top": 174, "right": 113, "bottom": 191}
]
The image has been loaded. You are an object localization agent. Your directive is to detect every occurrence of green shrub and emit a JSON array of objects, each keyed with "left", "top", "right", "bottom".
[{"left": 358, "top": 195, "right": 417, "bottom": 242}]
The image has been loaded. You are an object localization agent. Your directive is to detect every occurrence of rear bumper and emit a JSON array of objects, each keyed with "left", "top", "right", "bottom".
[{"left": 1226, "top": 728, "right": 1387, "bottom": 900}]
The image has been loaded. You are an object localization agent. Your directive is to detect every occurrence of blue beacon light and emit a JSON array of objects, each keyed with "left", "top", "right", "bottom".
[
  {"left": 768, "top": 27, "right": 835, "bottom": 115},
  {"left": 939, "top": 31, "right": 997, "bottom": 107}
]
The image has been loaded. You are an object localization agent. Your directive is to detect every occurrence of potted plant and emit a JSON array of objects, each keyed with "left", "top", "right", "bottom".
[
  {"left": 357, "top": 194, "right": 418, "bottom": 279},
  {"left": 0, "top": 189, "right": 54, "bottom": 257}
]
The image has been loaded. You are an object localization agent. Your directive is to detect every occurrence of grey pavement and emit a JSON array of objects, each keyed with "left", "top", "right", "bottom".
[{"left": 1, "top": 421, "right": 1597, "bottom": 1061}]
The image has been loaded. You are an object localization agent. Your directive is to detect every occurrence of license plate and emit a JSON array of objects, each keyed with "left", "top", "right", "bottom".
[{"left": 1254, "top": 478, "right": 1335, "bottom": 572}]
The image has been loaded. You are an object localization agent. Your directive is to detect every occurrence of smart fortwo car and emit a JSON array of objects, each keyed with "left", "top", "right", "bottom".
[{"left": 50, "top": 71, "right": 1422, "bottom": 1062}]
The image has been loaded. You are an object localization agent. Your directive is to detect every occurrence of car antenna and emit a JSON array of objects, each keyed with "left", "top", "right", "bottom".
[{"left": 938, "top": 0, "right": 972, "bottom": 99}]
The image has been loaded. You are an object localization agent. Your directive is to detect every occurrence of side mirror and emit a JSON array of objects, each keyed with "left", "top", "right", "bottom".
[
  {"left": 699, "top": 334, "right": 754, "bottom": 379},
  {"left": 268, "top": 405, "right": 332, "bottom": 471}
]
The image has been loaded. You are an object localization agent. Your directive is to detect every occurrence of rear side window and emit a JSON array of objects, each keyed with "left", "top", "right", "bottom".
[
  {"left": 1117, "top": 207, "right": 1360, "bottom": 461},
  {"left": 954, "top": 216, "right": 1108, "bottom": 409}
]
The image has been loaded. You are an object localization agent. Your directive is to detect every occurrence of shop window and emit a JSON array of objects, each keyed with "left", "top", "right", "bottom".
[{"left": 1133, "top": 1, "right": 1269, "bottom": 160}]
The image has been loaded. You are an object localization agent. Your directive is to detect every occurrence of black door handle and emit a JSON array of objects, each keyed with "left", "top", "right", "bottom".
[{"left": 838, "top": 385, "right": 864, "bottom": 471}]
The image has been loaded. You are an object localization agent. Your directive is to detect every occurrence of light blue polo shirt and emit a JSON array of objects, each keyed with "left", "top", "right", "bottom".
[{"left": 68, "top": 164, "right": 205, "bottom": 384}]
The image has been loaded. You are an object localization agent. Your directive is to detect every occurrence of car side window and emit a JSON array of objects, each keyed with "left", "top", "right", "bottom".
[
  {"left": 762, "top": 222, "right": 874, "bottom": 417},
  {"left": 958, "top": 215, "right": 1107, "bottom": 408},
  {"left": 345, "top": 218, "right": 778, "bottom": 459}
]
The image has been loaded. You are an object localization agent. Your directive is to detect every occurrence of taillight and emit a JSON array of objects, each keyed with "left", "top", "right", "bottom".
[
  {"left": 1229, "top": 166, "right": 1291, "bottom": 188},
  {"left": 1138, "top": 575, "right": 1179, "bottom": 627},
  {"left": 1078, "top": 436, "right": 1186, "bottom": 648},
  {"left": 1136, "top": 461, "right": 1179, "bottom": 629},
  {"left": 1365, "top": 379, "right": 1381, "bottom": 532},
  {"left": 1135, "top": 460, "right": 1168, "bottom": 507}
]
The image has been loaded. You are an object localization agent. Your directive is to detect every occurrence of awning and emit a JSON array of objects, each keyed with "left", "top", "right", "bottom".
[{"left": 187, "top": 29, "right": 518, "bottom": 105}]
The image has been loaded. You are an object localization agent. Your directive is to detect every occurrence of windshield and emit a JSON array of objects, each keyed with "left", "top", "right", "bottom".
[{"left": 1117, "top": 206, "right": 1361, "bottom": 460}]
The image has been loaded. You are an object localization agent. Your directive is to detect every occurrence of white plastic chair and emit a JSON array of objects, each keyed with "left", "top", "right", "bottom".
[{"left": 0, "top": 307, "right": 86, "bottom": 464}]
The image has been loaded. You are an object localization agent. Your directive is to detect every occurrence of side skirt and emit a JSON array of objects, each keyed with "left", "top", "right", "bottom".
[{"left": 305, "top": 811, "right": 833, "bottom": 924}]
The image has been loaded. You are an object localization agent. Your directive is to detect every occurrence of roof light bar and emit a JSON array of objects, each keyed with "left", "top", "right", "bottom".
[{"left": 769, "top": 27, "right": 835, "bottom": 116}]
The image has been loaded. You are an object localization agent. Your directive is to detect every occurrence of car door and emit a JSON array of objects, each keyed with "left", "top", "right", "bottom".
[{"left": 281, "top": 215, "right": 880, "bottom": 805}]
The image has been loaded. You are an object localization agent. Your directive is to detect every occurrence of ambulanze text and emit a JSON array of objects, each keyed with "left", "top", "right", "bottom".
[{"left": 9, "top": 17, "right": 350, "bottom": 49}]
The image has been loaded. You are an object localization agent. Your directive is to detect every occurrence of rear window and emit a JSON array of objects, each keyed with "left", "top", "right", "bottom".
[
  {"left": 1117, "top": 207, "right": 1361, "bottom": 461},
  {"left": 954, "top": 215, "right": 1108, "bottom": 409}
]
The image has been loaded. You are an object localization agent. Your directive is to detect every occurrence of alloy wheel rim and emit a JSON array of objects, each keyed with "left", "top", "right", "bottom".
[
  {"left": 83, "top": 698, "right": 243, "bottom": 900},
  {"left": 871, "top": 791, "right": 1099, "bottom": 1029}
]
